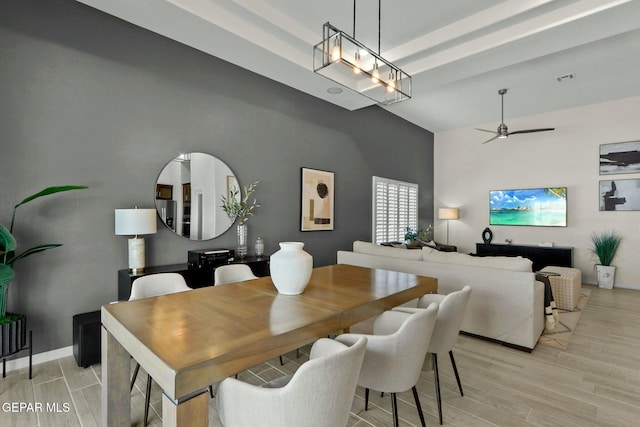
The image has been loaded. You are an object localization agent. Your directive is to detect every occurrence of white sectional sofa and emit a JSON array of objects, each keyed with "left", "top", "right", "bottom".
[{"left": 337, "top": 241, "right": 545, "bottom": 351}]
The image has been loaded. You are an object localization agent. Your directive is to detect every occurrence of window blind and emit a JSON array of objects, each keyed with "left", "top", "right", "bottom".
[{"left": 372, "top": 176, "right": 418, "bottom": 244}]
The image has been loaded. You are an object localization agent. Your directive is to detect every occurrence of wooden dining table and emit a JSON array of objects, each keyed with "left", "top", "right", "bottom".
[{"left": 101, "top": 263, "right": 437, "bottom": 426}]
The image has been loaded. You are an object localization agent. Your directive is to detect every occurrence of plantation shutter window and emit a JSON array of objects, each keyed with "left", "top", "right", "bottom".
[{"left": 372, "top": 176, "right": 418, "bottom": 244}]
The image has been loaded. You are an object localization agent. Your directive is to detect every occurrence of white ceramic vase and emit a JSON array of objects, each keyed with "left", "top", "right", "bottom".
[{"left": 270, "top": 242, "right": 313, "bottom": 295}]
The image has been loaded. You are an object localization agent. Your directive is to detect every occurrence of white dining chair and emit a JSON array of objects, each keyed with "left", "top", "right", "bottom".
[
  {"left": 214, "top": 264, "right": 258, "bottom": 285},
  {"left": 335, "top": 303, "right": 439, "bottom": 427},
  {"left": 395, "top": 285, "right": 472, "bottom": 425},
  {"left": 129, "top": 272, "right": 191, "bottom": 299},
  {"left": 214, "top": 264, "right": 289, "bottom": 365},
  {"left": 128, "top": 273, "right": 191, "bottom": 426},
  {"left": 216, "top": 336, "right": 367, "bottom": 427}
]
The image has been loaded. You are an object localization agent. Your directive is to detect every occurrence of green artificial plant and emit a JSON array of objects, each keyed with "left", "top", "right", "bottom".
[
  {"left": 404, "top": 224, "right": 433, "bottom": 243},
  {"left": 1, "top": 185, "right": 87, "bottom": 320},
  {"left": 403, "top": 225, "right": 434, "bottom": 248},
  {"left": 590, "top": 230, "right": 622, "bottom": 266},
  {"left": 221, "top": 181, "right": 260, "bottom": 225}
]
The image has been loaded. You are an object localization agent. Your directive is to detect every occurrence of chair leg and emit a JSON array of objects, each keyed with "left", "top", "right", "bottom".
[
  {"left": 209, "top": 385, "right": 214, "bottom": 398},
  {"left": 412, "top": 386, "right": 426, "bottom": 427},
  {"left": 296, "top": 348, "right": 300, "bottom": 358},
  {"left": 449, "top": 350, "right": 464, "bottom": 396},
  {"left": 144, "top": 373, "right": 152, "bottom": 426},
  {"left": 433, "top": 353, "right": 443, "bottom": 425},
  {"left": 130, "top": 362, "right": 140, "bottom": 392},
  {"left": 391, "top": 392, "right": 399, "bottom": 427},
  {"left": 365, "top": 388, "right": 370, "bottom": 411},
  {"left": 279, "top": 356, "right": 284, "bottom": 365}
]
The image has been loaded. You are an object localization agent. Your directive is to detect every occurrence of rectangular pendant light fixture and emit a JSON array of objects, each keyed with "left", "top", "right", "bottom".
[{"left": 313, "top": 1, "right": 411, "bottom": 105}]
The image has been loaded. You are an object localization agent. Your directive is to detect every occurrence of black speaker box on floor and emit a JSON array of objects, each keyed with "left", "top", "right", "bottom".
[{"left": 73, "top": 311, "right": 101, "bottom": 368}]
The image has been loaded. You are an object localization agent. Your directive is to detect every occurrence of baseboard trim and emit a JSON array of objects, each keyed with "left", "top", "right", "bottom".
[
  {"left": 3, "top": 346, "right": 73, "bottom": 373},
  {"left": 460, "top": 331, "right": 534, "bottom": 353},
  {"left": 583, "top": 280, "right": 640, "bottom": 290}
]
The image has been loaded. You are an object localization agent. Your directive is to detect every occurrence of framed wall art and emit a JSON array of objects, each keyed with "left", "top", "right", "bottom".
[
  {"left": 599, "top": 140, "right": 640, "bottom": 175},
  {"left": 599, "top": 178, "right": 640, "bottom": 211},
  {"left": 301, "top": 167, "right": 334, "bottom": 231},
  {"left": 156, "top": 184, "right": 173, "bottom": 200}
]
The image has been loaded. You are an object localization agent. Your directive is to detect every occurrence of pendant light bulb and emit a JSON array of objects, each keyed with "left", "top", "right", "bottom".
[
  {"left": 353, "top": 51, "right": 361, "bottom": 74},
  {"left": 331, "top": 43, "right": 341, "bottom": 62},
  {"left": 371, "top": 62, "right": 380, "bottom": 84},
  {"left": 387, "top": 72, "right": 396, "bottom": 92}
]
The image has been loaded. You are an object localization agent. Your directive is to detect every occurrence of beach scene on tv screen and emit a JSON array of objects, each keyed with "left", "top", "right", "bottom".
[{"left": 490, "top": 187, "right": 567, "bottom": 227}]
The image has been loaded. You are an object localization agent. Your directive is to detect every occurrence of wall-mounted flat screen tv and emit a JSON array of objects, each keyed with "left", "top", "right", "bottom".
[{"left": 489, "top": 187, "right": 567, "bottom": 227}]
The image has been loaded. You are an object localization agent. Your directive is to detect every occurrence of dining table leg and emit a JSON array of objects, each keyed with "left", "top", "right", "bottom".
[
  {"left": 162, "top": 390, "right": 209, "bottom": 426},
  {"left": 101, "top": 326, "right": 131, "bottom": 426}
]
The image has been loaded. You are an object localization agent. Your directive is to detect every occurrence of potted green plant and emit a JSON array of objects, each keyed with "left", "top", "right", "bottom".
[
  {"left": 221, "top": 181, "right": 260, "bottom": 258},
  {"left": 591, "top": 230, "right": 622, "bottom": 289},
  {"left": 1, "top": 185, "right": 87, "bottom": 321},
  {"left": 404, "top": 225, "right": 433, "bottom": 247}
]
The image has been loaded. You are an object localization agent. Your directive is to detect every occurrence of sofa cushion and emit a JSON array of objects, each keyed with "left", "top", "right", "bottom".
[
  {"left": 421, "top": 246, "right": 532, "bottom": 272},
  {"left": 353, "top": 241, "right": 424, "bottom": 261}
]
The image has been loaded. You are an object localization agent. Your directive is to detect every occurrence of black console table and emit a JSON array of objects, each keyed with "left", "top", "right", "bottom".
[
  {"left": 475, "top": 243, "right": 572, "bottom": 271},
  {"left": 117, "top": 256, "right": 270, "bottom": 301}
]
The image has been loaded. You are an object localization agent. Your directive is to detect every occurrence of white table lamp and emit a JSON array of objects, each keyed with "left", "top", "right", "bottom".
[
  {"left": 115, "top": 208, "right": 157, "bottom": 273},
  {"left": 438, "top": 208, "right": 459, "bottom": 245}
]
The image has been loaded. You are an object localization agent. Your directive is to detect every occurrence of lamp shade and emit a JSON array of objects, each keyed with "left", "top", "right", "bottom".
[
  {"left": 438, "top": 208, "right": 459, "bottom": 220},
  {"left": 115, "top": 209, "right": 157, "bottom": 236}
]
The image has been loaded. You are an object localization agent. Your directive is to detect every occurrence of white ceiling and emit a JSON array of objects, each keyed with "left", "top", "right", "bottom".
[{"left": 75, "top": 0, "right": 640, "bottom": 132}]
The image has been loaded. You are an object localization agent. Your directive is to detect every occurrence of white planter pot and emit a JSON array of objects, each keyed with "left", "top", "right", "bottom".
[
  {"left": 595, "top": 265, "right": 616, "bottom": 289},
  {"left": 270, "top": 242, "right": 313, "bottom": 295}
]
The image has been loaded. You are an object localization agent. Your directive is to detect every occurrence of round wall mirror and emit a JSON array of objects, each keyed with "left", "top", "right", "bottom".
[{"left": 155, "top": 152, "right": 237, "bottom": 240}]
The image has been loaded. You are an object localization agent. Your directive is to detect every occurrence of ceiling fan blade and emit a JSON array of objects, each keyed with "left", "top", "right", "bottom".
[
  {"left": 508, "top": 128, "right": 555, "bottom": 135},
  {"left": 475, "top": 128, "right": 498, "bottom": 134},
  {"left": 482, "top": 135, "right": 499, "bottom": 144}
]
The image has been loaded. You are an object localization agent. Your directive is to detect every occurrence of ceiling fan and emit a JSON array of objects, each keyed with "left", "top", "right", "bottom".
[{"left": 476, "top": 88, "right": 555, "bottom": 144}]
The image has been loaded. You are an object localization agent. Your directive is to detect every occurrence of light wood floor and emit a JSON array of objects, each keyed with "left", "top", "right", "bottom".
[{"left": 1, "top": 284, "right": 639, "bottom": 426}]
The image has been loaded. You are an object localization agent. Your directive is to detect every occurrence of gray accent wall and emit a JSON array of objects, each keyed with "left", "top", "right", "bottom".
[{"left": 0, "top": 0, "right": 434, "bottom": 354}]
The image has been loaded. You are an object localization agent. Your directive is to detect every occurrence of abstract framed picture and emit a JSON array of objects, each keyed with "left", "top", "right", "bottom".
[
  {"left": 599, "top": 178, "right": 640, "bottom": 211},
  {"left": 599, "top": 140, "right": 640, "bottom": 175},
  {"left": 301, "top": 167, "right": 334, "bottom": 231}
]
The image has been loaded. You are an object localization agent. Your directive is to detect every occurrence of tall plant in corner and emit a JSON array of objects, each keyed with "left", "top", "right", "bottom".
[
  {"left": 0, "top": 185, "right": 87, "bottom": 320},
  {"left": 591, "top": 230, "right": 622, "bottom": 289}
]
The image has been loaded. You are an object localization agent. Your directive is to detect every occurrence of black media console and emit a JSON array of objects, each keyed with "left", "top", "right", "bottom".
[{"left": 475, "top": 243, "right": 572, "bottom": 272}]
